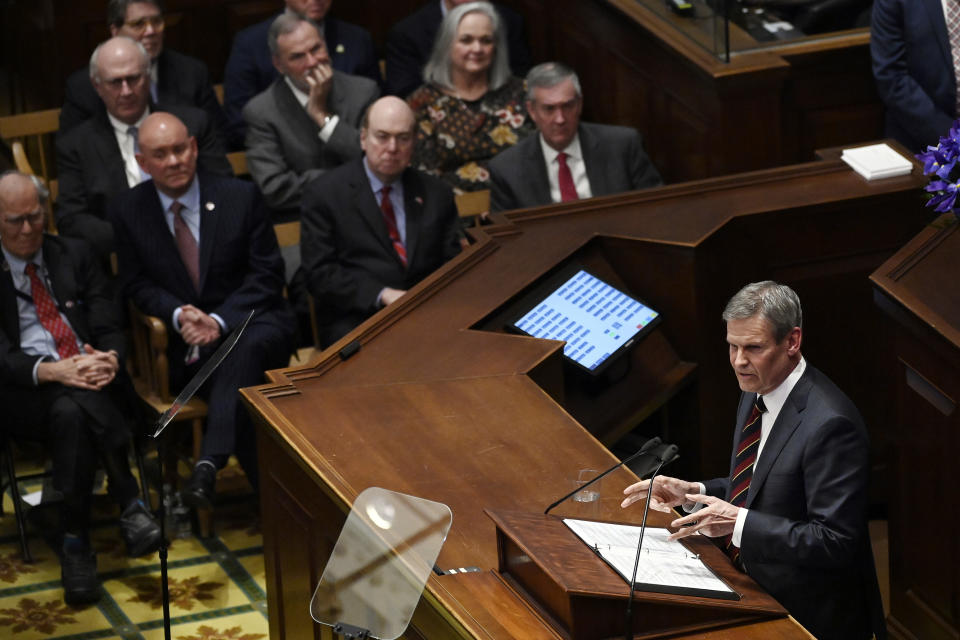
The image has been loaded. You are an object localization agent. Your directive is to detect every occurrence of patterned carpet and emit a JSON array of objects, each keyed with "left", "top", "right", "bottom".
[{"left": 0, "top": 455, "right": 268, "bottom": 640}]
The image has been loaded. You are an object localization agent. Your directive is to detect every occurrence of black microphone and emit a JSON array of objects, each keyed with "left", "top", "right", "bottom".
[
  {"left": 544, "top": 437, "right": 662, "bottom": 515},
  {"left": 625, "top": 444, "right": 679, "bottom": 640}
]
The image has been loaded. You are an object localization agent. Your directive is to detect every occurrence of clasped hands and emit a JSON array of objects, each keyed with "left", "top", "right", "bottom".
[
  {"left": 621, "top": 475, "right": 740, "bottom": 540},
  {"left": 178, "top": 304, "right": 221, "bottom": 346},
  {"left": 38, "top": 344, "right": 119, "bottom": 390}
]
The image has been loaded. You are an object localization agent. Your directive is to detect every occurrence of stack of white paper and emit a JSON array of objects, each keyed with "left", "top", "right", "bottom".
[{"left": 841, "top": 143, "right": 914, "bottom": 180}]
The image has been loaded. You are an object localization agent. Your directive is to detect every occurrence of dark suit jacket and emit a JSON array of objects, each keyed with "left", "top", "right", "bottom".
[
  {"left": 300, "top": 158, "right": 461, "bottom": 345},
  {"left": 872, "top": 0, "right": 956, "bottom": 152},
  {"left": 243, "top": 73, "right": 379, "bottom": 220},
  {"left": 488, "top": 122, "right": 662, "bottom": 212},
  {"left": 222, "top": 15, "right": 380, "bottom": 150},
  {"left": 59, "top": 49, "right": 225, "bottom": 136},
  {"left": 55, "top": 103, "right": 232, "bottom": 260},
  {"left": 110, "top": 172, "right": 294, "bottom": 368},
  {"left": 703, "top": 365, "right": 886, "bottom": 640},
  {"left": 384, "top": 1, "right": 531, "bottom": 98},
  {"left": 0, "top": 235, "right": 134, "bottom": 442}
]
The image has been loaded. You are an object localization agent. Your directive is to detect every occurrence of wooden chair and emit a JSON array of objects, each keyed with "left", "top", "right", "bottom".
[
  {"left": 455, "top": 189, "right": 490, "bottom": 225},
  {"left": 273, "top": 220, "right": 320, "bottom": 362},
  {"left": 227, "top": 150, "right": 248, "bottom": 178},
  {"left": 0, "top": 108, "right": 62, "bottom": 232}
]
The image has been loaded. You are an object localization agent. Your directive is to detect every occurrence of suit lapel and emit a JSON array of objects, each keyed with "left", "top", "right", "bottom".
[
  {"left": 745, "top": 370, "right": 812, "bottom": 507},
  {"left": 0, "top": 257, "right": 21, "bottom": 345},
  {"left": 580, "top": 125, "right": 607, "bottom": 196},
  {"left": 91, "top": 114, "right": 132, "bottom": 194},
  {"left": 156, "top": 50, "right": 175, "bottom": 104},
  {"left": 401, "top": 169, "right": 423, "bottom": 268},
  {"left": 197, "top": 177, "right": 220, "bottom": 293},
  {"left": 274, "top": 80, "right": 322, "bottom": 137},
  {"left": 526, "top": 137, "right": 552, "bottom": 205},
  {"left": 923, "top": 0, "right": 954, "bottom": 73}
]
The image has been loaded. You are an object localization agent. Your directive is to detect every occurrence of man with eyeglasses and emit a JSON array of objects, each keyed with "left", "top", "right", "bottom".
[
  {"left": 301, "top": 96, "right": 461, "bottom": 346},
  {"left": 55, "top": 36, "right": 230, "bottom": 262},
  {"left": 0, "top": 171, "right": 162, "bottom": 605},
  {"left": 59, "top": 0, "right": 224, "bottom": 136}
]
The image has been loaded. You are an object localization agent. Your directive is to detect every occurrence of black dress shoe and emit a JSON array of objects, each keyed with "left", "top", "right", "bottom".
[
  {"left": 119, "top": 500, "right": 162, "bottom": 557},
  {"left": 182, "top": 463, "right": 217, "bottom": 510},
  {"left": 61, "top": 546, "right": 100, "bottom": 606}
]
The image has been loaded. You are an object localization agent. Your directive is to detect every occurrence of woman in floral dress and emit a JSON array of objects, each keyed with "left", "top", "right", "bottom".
[{"left": 407, "top": 1, "right": 535, "bottom": 193}]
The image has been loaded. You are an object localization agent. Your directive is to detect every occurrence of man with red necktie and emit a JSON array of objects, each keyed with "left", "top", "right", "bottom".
[
  {"left": 301, "top": 96, "right": 461, "bottom": 347},
  {"left": 0, "top": 171, "right": 161, "bottom": 606},
  {"left": 620, "top": 281, "right": 886, "bottom": 640},
  {"left": 489, "top": 62, "right": 662, "bottom": 212}
]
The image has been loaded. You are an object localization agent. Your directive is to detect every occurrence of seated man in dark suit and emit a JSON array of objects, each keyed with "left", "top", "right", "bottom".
[
  {"left": 872, "top": 0, "right": 956, "bottom": 152},
  {"left": 488, "top": 62, "right": 662, "bottom": 212},
  {"left": 243, "top": 13, "right": 379, "bottom": 221},
  {"left": 622, "top": 281, "right": 886, "bottom": 640},
  {"left": 56, "top": 36, "right": 231, "bottom": 262},
  {"left": 111, "top": 113, "right": 296, "bottom": 511},
  {"left": 59, "top": 0, "right": 224, "bottom": 135},
  {"left": 384, "top": 0, "right": 531, "bottom": 98},
  {"left": 301, "top": 96, "right": 461, "bottom": 346},
  {"left": 223, "top": 0, "right": 380, "bottom": 150},
  {"left": 0, "top": 171, "right": 161, "bottom": 605}
]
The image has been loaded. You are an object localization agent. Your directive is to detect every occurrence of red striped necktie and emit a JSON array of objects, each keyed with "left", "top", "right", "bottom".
[
  {"left": 380, "top": 185, "right": 407, "bottom": 266},
  {"left": 724, "top": 395, "right": 766, "bottom": 568},
  {"left": 25, "top": 263, "right": 80, "bottom": 360}
]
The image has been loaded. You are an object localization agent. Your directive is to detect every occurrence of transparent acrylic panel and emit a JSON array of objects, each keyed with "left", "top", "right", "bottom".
[
  {"left": 309, "top": 488, "right": 453, "bottom": 639},
  {"left": 633, "top": 0, "right": 870, "bottom": 61}
]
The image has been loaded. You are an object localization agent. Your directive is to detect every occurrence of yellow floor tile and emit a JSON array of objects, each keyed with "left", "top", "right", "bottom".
[
  {"left": 141, "top": 610, "right": 269, "bottom": 640},
  {"left": 0, "top": 589, "right": 112, "bottom": 638}
]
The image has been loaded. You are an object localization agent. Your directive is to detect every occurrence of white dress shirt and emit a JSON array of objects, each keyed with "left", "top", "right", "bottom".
[
  {"left": 539, "top": 133, "right": 593, "bottom": 202},
  {"left": 107, "top": 109, "right": 150, "bottom": 188}
]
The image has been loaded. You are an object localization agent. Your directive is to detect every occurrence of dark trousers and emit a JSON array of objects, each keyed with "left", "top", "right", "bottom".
[{"left": 3, "top": 383, "right": 140, "bottom": 536}]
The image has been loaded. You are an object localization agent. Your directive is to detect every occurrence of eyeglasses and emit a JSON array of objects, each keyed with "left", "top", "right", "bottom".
[
  {"left": 101, "top": 73, "right": 147, "bottom": 92},
  {"left": 123, "top": 15, "right": 165, "bottom": 33},
  {"left": 1, "top": 211, "right": 44, "bottom": 228}
]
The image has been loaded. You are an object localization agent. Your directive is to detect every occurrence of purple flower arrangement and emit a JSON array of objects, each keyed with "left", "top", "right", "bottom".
[{"left": 917, "top": 121, "right": 960, "bottom": 215}]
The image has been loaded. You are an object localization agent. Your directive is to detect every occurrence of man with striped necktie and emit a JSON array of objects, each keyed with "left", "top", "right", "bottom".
[{"left": 621, "top": 281, "right": 885, "bottom": 640}]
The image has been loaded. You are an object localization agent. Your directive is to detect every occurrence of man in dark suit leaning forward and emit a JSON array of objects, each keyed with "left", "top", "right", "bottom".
[
  {"left": 301, "top": 96, "right": 461, "bottom": 347},
  {"left": 488, "top": 62, "right": 662, "bottom": 212},
  {"left": 110, "top": 113, "right": 296, "bottom": 510},
  {"left": 0, "top": 172, "right": 161, "bottom": 605},
  {"left": 621, "top": 281, "right": 886, "bottom": 640}
]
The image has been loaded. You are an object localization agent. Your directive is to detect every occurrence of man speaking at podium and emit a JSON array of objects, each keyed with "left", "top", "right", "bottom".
[{"left": 621, "top": 281, "right": 885, "bottom": 640}]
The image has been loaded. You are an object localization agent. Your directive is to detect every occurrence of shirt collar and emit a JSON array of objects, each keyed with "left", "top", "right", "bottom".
[
  {"left": 155, "top": 175, "right": 201, "bottom": 215},
  {"left": 1, "top": 244, "right": 43, "bottom": 276},
  {"left": 759, "top": 356, "right": 806, "bottom": 417},
  {"left": 539, "top": 133, "right": 584, "bottom": 165},
  {"left": 107, "top": 107, "right": 150, "bottom": 137},
  {"left": 363, "top": 157, "right": 403, "bottom": 195}
]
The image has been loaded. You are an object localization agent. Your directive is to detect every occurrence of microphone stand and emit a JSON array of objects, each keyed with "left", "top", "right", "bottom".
[
  {"left": 149, "top": 311, "right": 254, "bottom": 640},
  {"left": 544, "top": 437, "right": 661, "bottom": 515},
  {"left": 624, "top": 444, "right": 679, "bottom": 640}
]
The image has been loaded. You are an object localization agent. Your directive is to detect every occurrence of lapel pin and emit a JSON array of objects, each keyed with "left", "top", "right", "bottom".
[
  {"left": 65, "top": 300, "right": 75, "bottom": 309},
  {"left": 415, "top": 196, "right": 423, "bottom": 205},
  {"left": 205, "top": 202, "right": 215, "bottom": 211},
  {"left": 336, "top": 44, "right": 345, "bottom": 53}
]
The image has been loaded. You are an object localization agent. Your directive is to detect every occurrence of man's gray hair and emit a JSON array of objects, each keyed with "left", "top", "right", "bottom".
[
  {"left": 525, "top": 62, "right": 581, "bottom": 103},
  {"left": 0, "top": 170, "right": 50, "bottom": 213},
  {"left": 107, "top": 0, "right": 163, "bottom": 28},
  {"left": 89, "top": 37, "right": 150, "bottom": 83},
  {"left": 268, "top": 13, "right": 323, "bottom": 57},
  {"left": 722, "top": 281, "right": 802, "bottom": 342},
  {"left": 422, "top": 1, "right": 511, "bottom": 93}
]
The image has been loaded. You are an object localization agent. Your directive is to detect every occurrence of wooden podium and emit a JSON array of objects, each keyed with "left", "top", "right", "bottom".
[
  {"left": 871, "top": 214, "right": 960, "bottom": 640},
  {"left": 488, "top": 510, "right": 786, "bottom": 640},
  {"left": 242, "top": 149, "right": 929, "bottom": 640}
]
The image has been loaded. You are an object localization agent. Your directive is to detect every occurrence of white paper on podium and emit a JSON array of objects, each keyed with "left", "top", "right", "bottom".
[{"left": 563, "top": 518, "right": 735, "bottom": 597}]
